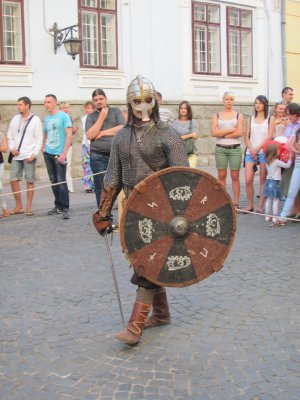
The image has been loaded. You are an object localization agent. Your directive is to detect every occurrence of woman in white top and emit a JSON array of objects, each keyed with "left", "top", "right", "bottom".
[
  {"left": 211, "top": 92, "right": 244, "bottom": 208},
  {"left": 244, "top": 95, "right": 274, "bottom": 212}
]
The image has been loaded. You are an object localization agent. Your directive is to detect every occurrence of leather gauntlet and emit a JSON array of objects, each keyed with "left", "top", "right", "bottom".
[
  {"left": 93, "top": 186, "right": 119, "bottom": 236},
  {"left": 99, "top": 186, "right": 119, "bottom": 215},
  {"left": 93, "top": 211, "right": 113, "bottom": 236}
]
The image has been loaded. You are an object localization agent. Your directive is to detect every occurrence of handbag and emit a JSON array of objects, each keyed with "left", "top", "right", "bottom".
[
  {"left": 8, "top": 115, "right": 34, "bottom": 164},
  {"left": 8, "top": 152, "right": 13, "bottom": 163},
  {"left": 184, "top": 138, "right": 195, "bottom": 155},
  {"left": 184, "top": 121, "right": 195, "bottom": 155}
]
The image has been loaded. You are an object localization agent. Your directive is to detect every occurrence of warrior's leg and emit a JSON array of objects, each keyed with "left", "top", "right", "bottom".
[
  {"left": 144, "top": 287, "right": 171, "bottom": 329},
  {"left": 115, "top": 287, "right": 155, "bottom": 346}
]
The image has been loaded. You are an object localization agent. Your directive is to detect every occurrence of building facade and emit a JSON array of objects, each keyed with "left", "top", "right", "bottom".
[{"left": 0, "top": 0, "right": 284, "bottom": 102}]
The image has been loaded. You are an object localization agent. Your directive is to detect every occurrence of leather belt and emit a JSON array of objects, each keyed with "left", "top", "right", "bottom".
[{"left": 216, "top": 144, "right": 240, "bottom": 149}]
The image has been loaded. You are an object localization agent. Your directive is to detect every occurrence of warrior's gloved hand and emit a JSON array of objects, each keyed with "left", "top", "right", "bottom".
[{"left": 93, "top": 211, "right": 113, "bottom": 236}]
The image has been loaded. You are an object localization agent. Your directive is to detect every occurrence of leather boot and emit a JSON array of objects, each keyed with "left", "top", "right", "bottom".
[
  {"left": 115, "top": 288, "right": 154, "bottom": 346},
  {"left": 144, "top": 287, "right": 171, "bottom": 329}
]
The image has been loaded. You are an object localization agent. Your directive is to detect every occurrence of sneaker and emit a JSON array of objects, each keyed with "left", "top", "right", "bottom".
[
  {"left": 48, "top": 207, "right": 62, "bottom": 215},
  {"left": 278, "top": 218, "right": 287, "bottom": 226},
  {"left": 265, "top": 216, "right": 271, "bottom": 222},
  {"left": 62, "top": 209, "right": 71, "bottom": 219},
  {"left": 271, "top": 218, "right": 286, "bottom": 227}
]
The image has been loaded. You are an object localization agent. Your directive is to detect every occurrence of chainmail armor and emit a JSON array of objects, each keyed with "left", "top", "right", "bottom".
[{"left": 103, "top": 121, "right": 189, "bottom": 201}]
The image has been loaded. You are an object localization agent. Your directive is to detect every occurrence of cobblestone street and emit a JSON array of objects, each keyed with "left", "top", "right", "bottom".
[{"left": 1, "top": 171, "right": 299, "bottom": 400}]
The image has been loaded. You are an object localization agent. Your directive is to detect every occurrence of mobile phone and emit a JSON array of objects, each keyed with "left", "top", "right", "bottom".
[{"left": 55, "top": 155, "right": 67, "bottom": 165}]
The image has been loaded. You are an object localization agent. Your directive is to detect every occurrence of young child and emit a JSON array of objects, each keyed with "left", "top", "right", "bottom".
[
  {"left": 263, "top": 143, "right": 292, "bottom": 226},
  {"left": 273, "top": 103, "right": 288, "bottom": 138}
]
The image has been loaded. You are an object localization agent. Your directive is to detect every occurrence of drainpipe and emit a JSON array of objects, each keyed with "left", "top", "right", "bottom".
[
  {"left": 281, "top": 0, "right": 287, "bottom": 87},
  {"left": 42, "top": 0, "right": 51, "bottom": 34}
]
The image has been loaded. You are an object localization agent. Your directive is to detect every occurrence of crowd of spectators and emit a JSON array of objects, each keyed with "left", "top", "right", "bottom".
[{"left": 0, "top": 86, "right": 299, "bottom": 227}]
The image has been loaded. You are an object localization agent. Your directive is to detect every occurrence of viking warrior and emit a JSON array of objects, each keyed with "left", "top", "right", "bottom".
[{"left": 93, "top": 75, "right": 189, "bottom": 345}]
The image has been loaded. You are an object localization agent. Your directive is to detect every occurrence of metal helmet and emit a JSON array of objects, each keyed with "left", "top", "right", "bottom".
[{"left": 126, "top": 75, "right": 156, "bottom": 122}]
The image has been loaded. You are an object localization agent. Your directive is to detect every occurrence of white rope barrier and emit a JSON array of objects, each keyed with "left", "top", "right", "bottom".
[
  {"left": 0, "top": 170, "right": 299, "bottom": 223},
  {"left": 235, "top": 207, "right": 300, "bottom": 223},
  {"left": 0, "top": 170, "right": 106, "bottom": 197}
]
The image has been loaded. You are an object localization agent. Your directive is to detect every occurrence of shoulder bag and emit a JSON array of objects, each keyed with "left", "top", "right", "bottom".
[
  {"left": 184, "top": 121, "right": 195, "bottom": 155},
  {"left": 8, "top": 115, "right": 34, "bottom": 163}
]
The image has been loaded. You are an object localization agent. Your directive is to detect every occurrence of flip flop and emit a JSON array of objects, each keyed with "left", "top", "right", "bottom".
[
  {"left": 26, "top": 210, "right": 34, "bottom": 216},
  {"left": 11, "top": 209, "right": 25, "bottom": 215}
]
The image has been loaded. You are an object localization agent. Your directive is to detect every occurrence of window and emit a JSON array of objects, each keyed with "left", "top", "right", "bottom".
[
  {"left": 227, "top": 7, "right": 252, "bottom": 76},
  {"left": 79, "top": 0, "right": 118, "bottom": 69},
  {"left": 192, "top": 2, "right": 220, "bottom": 75},
  {"left": 0, "top": 0, "right": 24, "bottom": 64}
]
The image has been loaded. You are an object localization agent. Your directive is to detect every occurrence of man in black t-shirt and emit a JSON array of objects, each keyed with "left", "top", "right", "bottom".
[{"left": 86, "top": 89, "right": 125, "bottom": 207}]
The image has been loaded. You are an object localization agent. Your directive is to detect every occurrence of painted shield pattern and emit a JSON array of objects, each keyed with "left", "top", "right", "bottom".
[{"left": 120, "top": 167, "right": 236, "bottom": 287}]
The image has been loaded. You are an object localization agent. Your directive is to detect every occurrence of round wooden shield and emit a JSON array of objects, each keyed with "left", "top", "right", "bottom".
[{"left": 120, "top": 167, "right": 236, "bottom": 287}]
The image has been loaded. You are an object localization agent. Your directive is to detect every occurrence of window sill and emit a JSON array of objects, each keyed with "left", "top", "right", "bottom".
[
  {"left": 191, "top": 74, "right": 258, "bottom": 84},
  {"left": 0, "top": 65, "right": 33, "bottom": 87},
  {"left": 78, "top": 68, "right": 126, "bottom": 88}
]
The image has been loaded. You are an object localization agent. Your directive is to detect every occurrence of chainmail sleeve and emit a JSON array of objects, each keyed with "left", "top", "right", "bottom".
[
  {"left": 103, "top": 129, "right": 125, "bottom": 192},
  {"left": 159, "top": 123, "right": 190, "bottom": 167},
  {"left": 95, "top": 130, "right": 125, "bottom": 216}
]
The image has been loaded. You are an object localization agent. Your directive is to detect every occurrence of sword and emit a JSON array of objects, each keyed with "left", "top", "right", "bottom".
[{"left": 104, "top": 230, "right": 126, "bottom": 327}]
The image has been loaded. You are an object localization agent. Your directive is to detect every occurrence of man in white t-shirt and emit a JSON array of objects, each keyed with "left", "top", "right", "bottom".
[{"left": 7, "top": 96, "right": 43, "bottom": 216}]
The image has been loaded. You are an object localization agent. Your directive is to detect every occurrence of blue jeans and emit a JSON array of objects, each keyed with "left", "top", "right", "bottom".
[
  {"left": 280, "top": 163, "right": 300, "bottom": 218},
  {"left": 90, "top": 151, "right": 110, "bottom": 207},
  {"left": 44, "top": 152, "right": 69, "bottom": 210}
]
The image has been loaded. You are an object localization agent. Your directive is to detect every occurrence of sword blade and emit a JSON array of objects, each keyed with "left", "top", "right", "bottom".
[{"left": 104, "top": 231, "right": 126, "bottom": 327}]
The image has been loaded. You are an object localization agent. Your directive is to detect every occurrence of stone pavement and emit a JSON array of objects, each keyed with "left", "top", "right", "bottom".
[{"left": 0, "top": 168, "right": 299, "bottom": 400}]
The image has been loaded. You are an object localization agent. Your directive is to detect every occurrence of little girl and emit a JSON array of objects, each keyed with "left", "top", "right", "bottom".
[
  {"left": 273, "top": 103, "right": 288, "bottom": 138},
  {"left": 263, "top": 143, "right": 292, "bottom": 226}
]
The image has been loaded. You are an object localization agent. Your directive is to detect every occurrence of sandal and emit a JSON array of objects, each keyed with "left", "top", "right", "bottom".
[
  {"left": 2, "top": 208, "right": 10, "bottom": 217},
  {"left": 10, "top": 209, "right": 24, "bottom": 215}
]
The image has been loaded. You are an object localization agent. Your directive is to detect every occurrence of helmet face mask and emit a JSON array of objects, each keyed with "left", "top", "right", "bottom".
[{"left": 127, "top": 75, "right": 156, "bottom": 122}]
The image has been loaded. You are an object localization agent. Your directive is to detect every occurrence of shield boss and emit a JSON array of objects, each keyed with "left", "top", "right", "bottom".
[{"left": 120, "top": 167, "right": 236, "bottom": 287}]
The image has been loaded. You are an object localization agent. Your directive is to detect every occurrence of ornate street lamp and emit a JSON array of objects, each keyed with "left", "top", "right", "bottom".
[{"left": 50, "top": 23, "right": 82, "bottom": 60}]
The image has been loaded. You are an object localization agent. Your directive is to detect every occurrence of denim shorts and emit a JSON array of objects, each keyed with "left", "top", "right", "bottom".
[
  {"left": 245, "top": 152, "right": 266, "bottom": 164},
  {"left": 10, "top": 159, "right": 36, "bottom": 183},
  {"left": 263, "top": 179, "right": 282, "bottom": 199},
  {"left": 215, "top": 145, "right": 242, "bottom": 170}
]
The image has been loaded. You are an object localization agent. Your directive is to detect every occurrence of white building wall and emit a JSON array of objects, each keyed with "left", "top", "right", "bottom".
[{"left": 0, "top": 0, "right": 283, "bottom": 103}]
